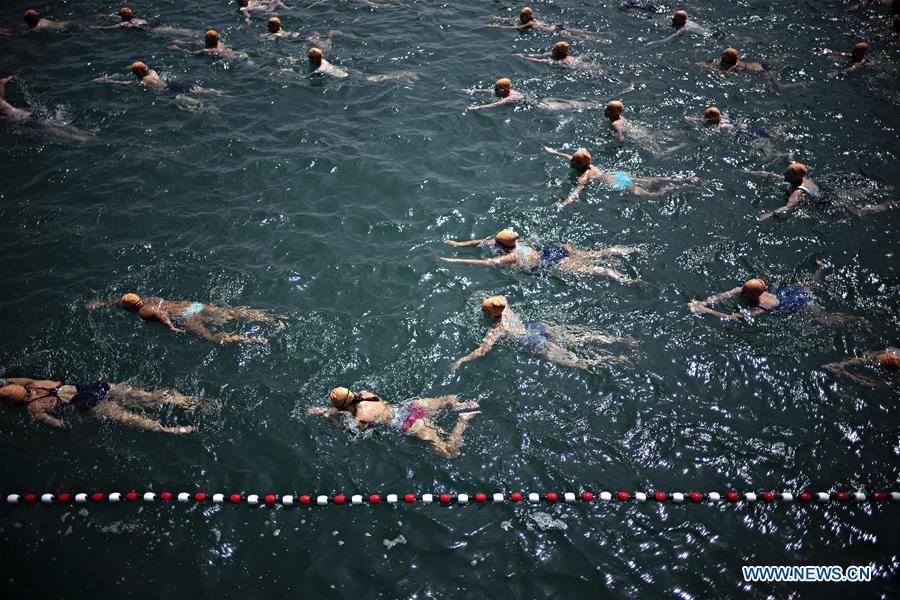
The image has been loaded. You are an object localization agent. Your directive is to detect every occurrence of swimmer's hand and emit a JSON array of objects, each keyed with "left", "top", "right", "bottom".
[
  {"left": 166, "top": 425, "right": 196, "bottom": 435},
  {"left": 687, "top": 300, "right": 705, "bottom": 315},
  {"left": 2, "top": 75, "right": 17, "bottom": 85},
  {"left": 444, "top": 240, "right": 464, "bottom": 247},
  {"left": 449, "top": 360, "right": 462, "bottom": 373},
  {"left": 307, "top": 407, "right": 329, "bottom": 416}
]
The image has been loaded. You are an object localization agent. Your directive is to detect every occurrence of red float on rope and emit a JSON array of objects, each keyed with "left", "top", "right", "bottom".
[
  {"left": 195, "top": 492, "right": 207, "bottom": 502},
  {"left": 229, "top": 494, "right": 241, "bottom": 504},
  {"left": 58, "top": 493, "right": 71, "bottom": 503},
  {"left": 835, "top": 491, "right": 849, "bottom": 502},
  {"left": 654, "top": 492, "right": 666, "bottom": 502},
  {"left": 264, "top": 495, "right": 276, "bottom": 505},
  {"left": 299, "top": 495, "right": 311, "bottom": 505},
  {"left": 91, "top": 493, "right": 104, "bottom": 502},
  {"left": 872, "top": 491, "right": 887, "bottom": 502},
  {"left": 546, "top": 493, "right": 558, "bottom": 503},
  {"left": 581, "top": 492, "right": 594, "bottom": 502},
  {"left": 510, "top": 493, "right": 523, "bottom": 502},
  {"left": 334, "top": 495, "right": 346, "bottom": 505},
  {"left": 761, "top": 491, "right": 775, "bottom": 502},
  {"left": 798, "top": 492, "right": 813, "bottom": 502},
  {"left": 369, "top": 494, "right": 381, "bottom": 504},
  {"left": 404, "top": 494, "right": 415, "bottom": 503},
  {"left": 726, "top": 492, "right": 740, "bottom": 503},
  {"left": 126, "top": 492, "right": 138, "bottom": 502},
  {"left": 617, "top": 492, "right": 630, "bottom": 502},
  {"left": 439, "top": 493, "right": 451, "bottom": 505},
  {"left": 475, "top": 493, "right": 487, "bottom": 503},
  {"left": 690, "top": 492, "right": 703, "bottom": 503},
  {"left": 160, "top": 492, "right": 173, "bottom": 502},
  {"left": 24, "top": 493, "right": 36, "bottom": 504}
]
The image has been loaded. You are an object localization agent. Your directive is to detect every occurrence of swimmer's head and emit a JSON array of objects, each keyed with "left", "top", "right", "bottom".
[
  {"left": 494, "top": 229, "right": 519, "bottom": 248},
  {"left": 704, "top": 106, "right": 721, "bottom": 124},
  {"left": 0, "top": 384, "right": 28, "bottom": 406},
  {"left": 494, "top": 77, "right": 512, "bottom": 97},
  {"left": 721, "top": 47, "right": 739, "bottom": 67},
  {"left": 120, "top": 293, "right": 143, "bottom": 312},
  {"left": 605, "top": 100, "right": 625, "bottom": 118},
  {"left": 740, "top": 279, "right": 766, "bottom": 304},
  {"left": 119, "top": 7, "right": 134, "bottom": 21},
  {"left": 570, "top": 148, "right": 592, "bottom": 171},
  {"left": 330, "top": 386, "right": 356, "bottom": 410},
  {"left": 205, "top": 29, "right": 220, "bottom": 48},
  {"left": 482, "top": 295, "right": 508, "bottom": 319},
  {"left": 520, "top": 7, "right": 533, "bottom": 23},
  {"left": 268, "top": 17, "right": 282, "bottom": 33},
  {"left": 308, "top": 47, "right": 324, "bottom": 65},
  {"left": 552, "top": 41, "right": 570, "bottom": 60},
  {"left": 878, "top": 351, "right": 900, "bottom": 371},
  {"left": 851, "top": 41, "right": 869, "bottom": 62},
  {"left": 129, "top": 61, "right": 149, "bottom": 78},
  {"left": 24, "top": 9, "right": 40, "bottom": 27},
  {"left": 783, "top": 162, "right": 808, "bottom": 185},
  {"left": 673, "top": 10, "right": 688, "bottom": 27}
]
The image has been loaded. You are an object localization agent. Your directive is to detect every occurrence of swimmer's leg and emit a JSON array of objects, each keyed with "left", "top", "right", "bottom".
[
  {"left": 91, "top": 402, "right": 195, "bottom": 434},
  {"left": 538, "top": 99, "right": 601, "bottom": 112},
  {"left": 807, "top": 303, "right": 870, "bottom": 331},
  {"left": 366, "top": 71, "right": 418, "bottom": 83},
  {"left": 561, "top": 262, "right": 642, "bottom": 284},
  {"left": 549, "top": 325, "right": 639, "bottom": 349},
  {"left": 581, "top": 245, "right": 648, "bottom": 259},
  {"left": 850, "top": 200, "right": 900, "bottom": 217},
  {"left": 413, "top": 395, "right": 479, "bottom": 417},
  {"left": 183, "top": 316, "right": 266, "bottom": 345},
  {"left": 108, "top": 384, "right": 202, "bottom": 411},
  {"left": 803, "top": 259, "right": 827, "bottom": 290},
  {"left": 43, "top": 124, "right": 94, "bottom": 143},
  {"left": 408, "top": 413, "right": 479, "bottom": 459}
]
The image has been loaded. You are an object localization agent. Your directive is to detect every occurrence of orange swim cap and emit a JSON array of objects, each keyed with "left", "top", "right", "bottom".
[
  {"left": 121, "top": 293, "right": 143, "bottom": 311},
  {"left": 308, "top": 47, "right": 324, "bottom": 61},
  {"left": 495, "top": 77, "right": 512, "bottom": 89},
  {"left": 785, "top": 162, "right": 808, "bottom": 178},
  {"left": 853, "top": 42, "right": 869, "bottom": 53},
  {"left": 494, "top": 229, "right": 519, "bottom": 248},
  {"left": 571, "top": 148, "right": 592, "bottom": 170},
  {"left": 120, "top": 7, "right": 134, "bottom": 20},
  {"left": 205, "top": 29, "right": 220, "bottom": 47},
  {"left": 268, "top": 17, "right": 282, "bottom": 29},
  {"left": 129, "top": 61, "right": 148, "bottom": 75},
  {"left": 482, "top": 295, "right": 508, "bottom": 318},
  {"left": 606, "top": 100, "right": 624, "bottom": 115},
  {"left": 24, "top": 9, "right": 39, "bottom": 26},
  {"left": 553, "top": 41, "right": 570, "bottom": 58},
  {"left": 0, "top": 384, "right": 28, "bottom": 406},
  {"left": 722, "top": 47, "right": 739, "bottom": 64},
  {"left": 878, "top": 352, "right": 900, "bottom": 371},
  {"left": 521, "top": 7, "right": 533, "bottom": 17},
  {"left": 704, "top": 106, "right": 721, "bottom": 122},
  {"left": 674, "top": 10, "right": 688, "bottom": 21},
  {"left": 741, "top": 279, "right": 767, "bottom": 301},
  {"left": 330, "top": 387, "right": 355, "bottom": 409}
]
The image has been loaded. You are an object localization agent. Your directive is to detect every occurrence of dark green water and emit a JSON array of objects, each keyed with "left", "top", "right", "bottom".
[{"left": 1, "top": 0, "right": 899, "bottom": 597}]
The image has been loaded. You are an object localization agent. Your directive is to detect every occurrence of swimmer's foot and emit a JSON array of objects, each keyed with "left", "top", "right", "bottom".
[
  {"left": 458, "top": 411, "right": 481, "bottom": 422},
  {"left": 164, "top": 392, "right": 202, "bottom": 411},
  {"left": 455, "top": 401, "right": 480, "bottom": 411},
  {"left": 164, "top": 425, "right": 196, "bottom": 435}
]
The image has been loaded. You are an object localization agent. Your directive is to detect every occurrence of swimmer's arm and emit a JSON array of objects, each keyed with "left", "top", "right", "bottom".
[
  {"left": 444, "top": 238, "right": 488, "bottom": 247},
  {"left": 307, "top": 407, "right": 346, "bottom": 428},
  {"left": 94, "top": 77, "right": 132, "bottom": 85},
  {"left": 440, "top": 254, "right": 517, "bottom": 267},
  {"left": 86, "top": 298, "right": 119, "bottom": 308},
  {"left": 5, "top": 377, "right": 42, "bottom": 386},
  {"left": 29, "top": 409, "right": 69, "bottom": 431},
  {"left": 741, "top": 169, "right": 781, "bottom": 180},
  {"left": 646, "top": 32, "right": 680, "bottom": 46},
  {"left": 823, "top": 359, "right": 881, "bottom": 388},
  {"left": 611, "top": 122, "right": 626, "bottom": 142},
  {"left": 694, "top": 61, "right": 716, "bottom": 71},
  {"left": 468, "top": 97, "right": 513, "bottom": 111},
  {"left": 542, "top": 146, "right": 572, "bottom": 160},
  {"left": 139, "top": 307, "right": 184, "bottom": 334},
  {"left": 514, "top": 53, "right": 553, "bottom": 64},
  {"left": 450, "top": 327, "right": 503, "bottom": 372},
  {"left": 689, "top": 287, "right": 741, "bottom": 313},
  {"left": 760, "top": 189, "right": 803, "bottom": 220},
  {"left": 556, "top": 179, "right": 586, "bottom": 210},
  {"left": 168, "top": 44, "right": 202, "bottom": 55},
  {"left": 836, "top": 62, "right": 867, "bottom": 76},
  {"left": 461, "top": 88, "right": 492, "bottom": 94}
]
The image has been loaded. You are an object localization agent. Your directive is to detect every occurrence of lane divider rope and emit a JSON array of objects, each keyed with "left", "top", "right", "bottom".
[{"left": 2, "top": 490, "right": 899, "bottom": 506}]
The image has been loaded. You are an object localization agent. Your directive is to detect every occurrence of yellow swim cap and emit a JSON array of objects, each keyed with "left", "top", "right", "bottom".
[
  {"left": 606, "top": 100, "right": 625, "bottom": 115},
  {"left": 553, "top": 41, "right": 570, "bottom": 57},
  {"left": 121, "top": 293, "right": 143, "bottom": 311},
  {"left": 481, "top": 295, "right": 508, "bottom": 318},
  {"left": 330, "top": 387, "right": 355, "bottom": 409},
  {"left": 308, "top": 47, "right": 324, "bottom": 61},
  {"left": 878, "top": 352, "right": 900, "bottom": 371},
  {"left": 571, "top": 148, "right": 592, "bottom": 170},
  {"left": 495, "top": 229, "right": 519, "bottom": 248}
]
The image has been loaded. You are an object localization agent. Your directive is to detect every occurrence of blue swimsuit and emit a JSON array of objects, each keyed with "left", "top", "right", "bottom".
[
  {"left": 611, "top": 171, "right": 634, "bottom": 191},
  {"left": 519, "top": 322, "right": 551, "bottom": 352},
  {"left": 540, "top": 244, "right": 570, "bottom": 268},
  {"left": 765, "top": 287, "right": 813, "bottom": 313},
  {"left": 182, "top": 302, "right": 205, "bottom": 317}
]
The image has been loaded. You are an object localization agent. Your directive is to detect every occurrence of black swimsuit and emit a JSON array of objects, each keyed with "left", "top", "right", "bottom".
[{"left": 25, "top": 381, "right": 109, "bottom": 412}]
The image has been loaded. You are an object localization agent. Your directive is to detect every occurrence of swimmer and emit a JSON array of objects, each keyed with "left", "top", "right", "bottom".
[
  {"left": 87, "top": 293, "right": 283, "bottom": 345},
  {"left": 93, "top": 7, "right": 147, "bottom": 29},
  {"left": 602, "top": 100, "right": 686, "bottom": 157},
  {"left": 308, "top": 388, "right": 480, "bottom": 459},
  {"left": 263, "top": 17, "right": 299, "bottom": 39},
  {"left": 816, "top": 42, "right": 873, "bottom": 77},
  {"left": 450, "top": 296, "right": 635, "bottom": 373},
  {"left": 307, "top": 46, "right": 349, "bottom": 78},
  {"left": 685, "top": 107, "right": 789, "bottom": 164},
  {"left": 823, "top": 350, "right": 900, "bottom": 388},
  {"left": 488, "top": 7, "right": 611, "bottom": 42},
  {"left": 847, "top": 0, "right": 892, "bottom": 11},
  {"left": 0, "top": 76, "right": 93, "bottom": 142},
  {"left": 0, "top": 377, "right": 202, "bottom": 433},
  {"left": 620, "top": 0, "right": 660, "bottom": 14},
  {"left": 442, "top": 229, "right": 645, "bottom": 284},
  {"left": 646, "top": 10, "right": 711, "bottom": 45},
  {"left": 169, "top": 30, "right": 241, "bottom": 60},
  {"left": 543, "top": 146, "right": 698, "bottom": 209},
  {"left": 464, "top": 78, "right": 600, "bottom": 112},
  {"left": 688, "top": 261, "right": 869, "bottom": 327},
  {"left": 237, "top": 0, "right": 290, "bottom": 23},
  {"left": 22, "top": 8, "right": 67, "bottom": 32},
  {"left": 514, "top": 41, "right": 598, "bottom": 70},
  {"left": 696, "top": 47, "right": 804, "bottom": 91},
  {"left": 94, "top": 62, "right": 222, "bottom": 111},
  {"left": 743, "top": 163, "right": 822, "bottom": 220}
]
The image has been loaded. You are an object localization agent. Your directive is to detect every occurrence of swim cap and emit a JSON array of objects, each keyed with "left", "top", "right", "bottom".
[
  {"left": 704, "top": 106, "right": 721, "bottom": 122},
  {"left": 330, "top": 387, "right": 355, "bottom": 409},
  {"left": 495, "top": 78, "right": 512, "bottom": 90},
  {"left": 121, "top": 293, "right": 143, "bottom": 311},
  {"left": 129, "top": 61, "right": 148, "bottom": 76},
  {"left": 0, "top": 384, "right": 28, "bottom": 406},
  {"left": 878, "top": 352, "right": 900, "bottom": 371},
  {"left": 606, "top": 100, "right": 625, "bottom": 115},
  {"left": 673, "top": 10, "right": 688, "bottom": 22},
  {"left": 553, "top": 41, "right": 570, "bottom": 58},
  {"left": 119, "top": 7, "right": 134, "bottom": 20},
  {"left": 205, "top": 29, "right": 220, "bottom": 47},
  {"left": 785, "top": 163, "right": 808, "bottom": 178},
  {"left": 482, "top": 296, "right": 508, "bottom": 318},
  {"left": 721, "top": 47, "right": 739, "bottom": 65},
  {"left": 521, "top": 7, "right": 533, "bottom": 17},
  {"left": 24, "top": 9, "right": 39, "bottom": 26},
  {"left": 741, "top": 278, "right": 767, "bottom": 299},
  {"left": 308, "top": 47, "right": 324, "bottom": 61},
  {"left": 571, "top": 148, "right": 592, "bottom": 170},
  {"left": 494, "top": 229, "right": 519, "bottom": 248},
  {"left": 268, "top": 17, "right": 282, "bottom": 30},
  {"left": 853, "top": 42, "right": 869, "bottom": 53}
]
